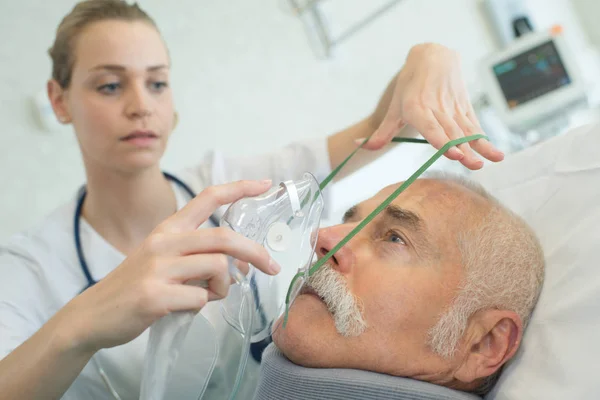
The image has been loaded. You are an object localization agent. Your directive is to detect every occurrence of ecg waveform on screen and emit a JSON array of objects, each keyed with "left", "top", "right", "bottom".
[{"left": 493, "top": 40, "right": 571, "bottom": 109}]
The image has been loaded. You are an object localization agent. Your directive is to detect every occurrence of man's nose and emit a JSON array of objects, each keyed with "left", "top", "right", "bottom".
[
  {"left": 315, "top": 224, "right": 356, "bottom": 275},
  {"left": 125, "top": 82, "right": 152, "bottom": 119}
]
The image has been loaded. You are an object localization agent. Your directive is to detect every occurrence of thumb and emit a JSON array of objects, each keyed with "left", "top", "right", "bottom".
[
  {"left": 159, "top": 179, "right": 272, "bottom": 233},
  {"left": 359, "top": 115, "right": 405, "bottom": 150}
]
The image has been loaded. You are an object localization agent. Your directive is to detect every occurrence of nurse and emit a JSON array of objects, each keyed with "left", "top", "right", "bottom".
[{"left": 0, "top": 0, "right": 503, "bottom": 399}]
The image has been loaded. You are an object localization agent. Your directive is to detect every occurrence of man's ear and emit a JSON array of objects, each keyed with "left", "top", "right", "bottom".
[
  {"left": 454, "top": 309, "right": 522, "bottom": 384},
  {"left": 47, "top": 79, "right": 72, "bottom": 124}
]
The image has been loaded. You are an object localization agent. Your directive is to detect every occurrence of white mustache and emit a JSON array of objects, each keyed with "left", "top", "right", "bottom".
[{"left": 306, "top": 264, "right": 367, "bottom": 337}]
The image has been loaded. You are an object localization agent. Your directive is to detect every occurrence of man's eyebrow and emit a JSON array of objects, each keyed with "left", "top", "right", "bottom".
[
  {"left": 383, "top": 205, "right": 424, "bottom": 231},
  {"left": 342, "top": 202, "right": 434, "bottom": 257},
  {"left": 343, "top": 204, "right": 423, "bottom": 228},
  {"left": 342, "top": 205, "right": 358, "bottom": 223},
  {"left": 384, "top": 205, "right": 436, "bottom": 258},
  {"left": 89, "top": 64, "right": 169, "bottom": 72}
]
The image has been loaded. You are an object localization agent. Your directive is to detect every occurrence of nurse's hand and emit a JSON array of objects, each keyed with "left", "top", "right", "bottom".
[
  {"left": 366, "top": 43, "right": 504, "bottom": 170},
  {"left": 63, "top": 179, "right": 278, "bottom": 352}
]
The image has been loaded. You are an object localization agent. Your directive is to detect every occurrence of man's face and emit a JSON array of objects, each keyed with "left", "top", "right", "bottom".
[{"left": 273, "top": 179, "right": 482, "bottom": 383}]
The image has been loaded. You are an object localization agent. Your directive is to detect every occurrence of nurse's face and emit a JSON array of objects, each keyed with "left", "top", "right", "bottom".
[
  {"left": 273, "top": 179, "right": 476, "bottom": 384},
  {"left": 50, "top": 20, "right": 174, "bottom": 173}
]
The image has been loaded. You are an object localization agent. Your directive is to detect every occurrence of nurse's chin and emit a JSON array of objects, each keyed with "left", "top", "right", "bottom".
[{"left": 114, "top": 149, "right": 166, "bottom": 171}]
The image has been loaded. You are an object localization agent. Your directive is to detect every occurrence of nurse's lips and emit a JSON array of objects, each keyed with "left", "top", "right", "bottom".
[{"left": 121, "top": 130, "right": 158, "bottom": 146}]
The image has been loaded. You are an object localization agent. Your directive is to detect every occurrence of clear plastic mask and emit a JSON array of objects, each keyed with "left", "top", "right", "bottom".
[
  {"left": 140, "top": 172, "right": 323, "bottom": 400},
  {"left": 220, "top": 172, "right": 324, "bottom": 340}
]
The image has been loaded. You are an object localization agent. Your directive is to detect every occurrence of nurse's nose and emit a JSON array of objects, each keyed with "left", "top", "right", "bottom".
[
  {"left": 125, "top": 82, "right": 152, "bottom": 119},
  {"left": 315, "top": 224, "right": 356, "bottom": 275}
]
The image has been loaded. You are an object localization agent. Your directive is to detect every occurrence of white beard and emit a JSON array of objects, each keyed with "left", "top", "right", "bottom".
[{"left": 306, "top": 264, "right": 367, "bottom": 337}]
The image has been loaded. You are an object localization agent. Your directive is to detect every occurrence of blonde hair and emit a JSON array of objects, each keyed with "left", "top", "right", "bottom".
[{"left": 48, "top": 0, "right": 158, "bottom": 88}]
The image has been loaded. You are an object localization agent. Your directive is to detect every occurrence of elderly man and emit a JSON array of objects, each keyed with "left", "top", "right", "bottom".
[{"left": 256, "top": 173, "right": 544, "bottom": 398}]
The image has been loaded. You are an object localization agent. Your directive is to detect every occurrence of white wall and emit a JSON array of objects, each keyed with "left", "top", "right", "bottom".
[
  {"left": 571, "top": 0, "right": 600, "bottom": 48},
  {"left": 0, "top": 0, "right": 587, "bottom": 239}
]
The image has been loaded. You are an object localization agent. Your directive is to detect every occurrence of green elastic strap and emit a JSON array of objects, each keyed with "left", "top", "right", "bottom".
[
  {"left": 283, "top": 133, "right": 487, "bottom": 327},
  {"left": 319, "top": 137, "right": 429, "bottom": 191}
]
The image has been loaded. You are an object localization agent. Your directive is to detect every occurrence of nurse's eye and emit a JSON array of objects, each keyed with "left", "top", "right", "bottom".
[
  {"left": 149, "top": 81, "right": 168, "bottom": 93},
  {"left": 97, "top": 82, "right": 121, "bottom": 95},
  {"left": 385, "top": 230, "right": 406, "bottom": 246}
]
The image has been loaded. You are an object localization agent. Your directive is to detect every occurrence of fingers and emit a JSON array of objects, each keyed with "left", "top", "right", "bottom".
[
  {"left": 408, "top": 105, "right": 503, "bottom": 170},
  {"left": 366, "top": 93, "right": 405, "bottom": 150},
  {"left": 164, "top": 228, "right": 280, "bottom": 276},
  {"left": 165, "top": 254, "right": 249, "bottom": 294},
  {"left": 366, "top": 42, "right": 505, "bottom": 167},
  {"left": 362, "top": 118, "right": 401, "bottom": 151},
  {"left": 165, "top": 254, "right": 232, "bottom": 300},
  {"left": 367, "top": 72, "right": 403, "bottom": 150},
  {"left": 464, "top": 109, "right": 504, "bottom": 162},
  {"left": 434, "top": 110, "right": 483, "bottom": 170},
  {"left": 405, "top": 108, "right": 464, "bottom": 160},
  {"left": 163, "top": 284, "right": 209, "bottom": 313},
  {"left": 160, "top": 179, "right": 273, "bottom": 232},
  {"left": 233, "top": 259, "right": 250, "bottom": 276},
  {"left": 229, "top": 260, "right": 250, "bottom": 284},
  {"left": 167, "top": 253, "right": 226, "bottom": 280}
]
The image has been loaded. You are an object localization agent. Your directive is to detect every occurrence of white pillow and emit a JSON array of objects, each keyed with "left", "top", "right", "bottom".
[{"left": 470, "top": 123, "right": 600, "bottom": 399}]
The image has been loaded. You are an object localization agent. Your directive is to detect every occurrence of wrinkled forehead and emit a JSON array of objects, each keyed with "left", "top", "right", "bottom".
[
  {"left": 371, "top": 179, "right": 471, "bottom": 217},
  {"left": 356, "top": 179, "right": 478, "bottom": 248}
]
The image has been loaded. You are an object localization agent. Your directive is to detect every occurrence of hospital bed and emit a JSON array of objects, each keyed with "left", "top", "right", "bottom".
[{"left": 253, "top": 122, "right": 600, "bottom": 399}]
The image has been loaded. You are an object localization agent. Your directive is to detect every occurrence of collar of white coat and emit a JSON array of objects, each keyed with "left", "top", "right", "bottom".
[{"left": 78, "top": 180, "right": 192, "bottom": 283}]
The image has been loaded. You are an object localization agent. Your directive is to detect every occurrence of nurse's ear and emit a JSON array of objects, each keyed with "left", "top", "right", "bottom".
[
  {"left": 173, "top": 111, "right": 179, "bottom": 130},
  {"left": 47, "top": 79, "right": 72, "bottom": 124}
]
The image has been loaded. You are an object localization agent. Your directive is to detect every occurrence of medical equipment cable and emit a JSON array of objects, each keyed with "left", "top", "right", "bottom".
[
  {"left": 92, "top": 356, "right": 122, "bottom": 400},
  {"left": 227, "top": 283, "right": 254, "bottom": 400},
  {"left": 283, "top": 134, "right": 488, "bottom": 326}
]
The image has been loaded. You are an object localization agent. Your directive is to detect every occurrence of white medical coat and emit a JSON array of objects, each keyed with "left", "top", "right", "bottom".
[{"left": 0, "top": 139, "right": 331, "bottom": 400}]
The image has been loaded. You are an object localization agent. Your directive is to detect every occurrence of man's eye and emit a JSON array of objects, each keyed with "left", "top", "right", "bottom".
[{"left": 386, "top": 230, "right": 406, "bottom": 245}]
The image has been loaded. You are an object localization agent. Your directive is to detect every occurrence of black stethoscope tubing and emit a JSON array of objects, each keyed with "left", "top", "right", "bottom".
[
  {"left": 74, "top": 172, "right": 218, "bottom": 290},
  {"left": 73, "top": 172, "right": 271, "bottom": 362}
]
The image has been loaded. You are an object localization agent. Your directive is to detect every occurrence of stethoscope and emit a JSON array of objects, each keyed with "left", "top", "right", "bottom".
[
  {"left": 73, "top": 172, "right": 270, "bottom": 399},
  {"left": 74, "top": 171, "right": 219, "bottom": 291}
]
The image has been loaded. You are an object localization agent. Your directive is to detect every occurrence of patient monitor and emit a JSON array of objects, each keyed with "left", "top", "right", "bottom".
[{"left": 481, "top": 26, "right": 587, "bottom": 132}]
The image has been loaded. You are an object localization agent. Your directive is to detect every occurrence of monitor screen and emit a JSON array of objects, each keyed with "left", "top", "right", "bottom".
[{"left": 492, "top": 40, "right": 571, "bottom": 109}]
